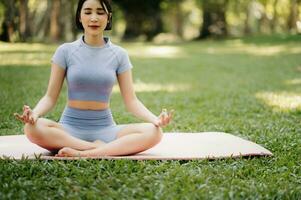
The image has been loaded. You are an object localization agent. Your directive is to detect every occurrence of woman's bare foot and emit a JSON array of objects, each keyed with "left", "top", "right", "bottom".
[
  {"left": 55, "top": 140, "right": 106, "bottom": 157},
  {"left": 57, "top": 147, "right": 82, "bottom": 157}
]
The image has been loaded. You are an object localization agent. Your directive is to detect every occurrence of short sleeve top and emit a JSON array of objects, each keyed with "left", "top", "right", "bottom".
[{"left": 51, "top": 36, "right": 133, "bottom": 102}]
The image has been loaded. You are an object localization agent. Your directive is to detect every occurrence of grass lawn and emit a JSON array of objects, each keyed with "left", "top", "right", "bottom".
[{"left": 0, "top": 35, "right": 301, "bottom": 199}]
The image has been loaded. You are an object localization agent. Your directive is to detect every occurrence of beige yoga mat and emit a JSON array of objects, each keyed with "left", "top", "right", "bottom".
[{"left": 0, "top": 132, "right": 272, "bottom": 160}]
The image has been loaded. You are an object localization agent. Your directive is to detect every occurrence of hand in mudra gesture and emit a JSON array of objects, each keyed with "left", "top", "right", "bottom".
[
  {"left": 14, "top": 105, "right": 39, "bottom": 125},
  {"left": 154, "top": 109, "right": 174, "bottom": 127}
]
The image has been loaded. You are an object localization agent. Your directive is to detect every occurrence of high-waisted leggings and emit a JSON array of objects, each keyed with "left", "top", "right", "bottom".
[{"left": 59, "top": 106, "right": 126, "bottom": 143}]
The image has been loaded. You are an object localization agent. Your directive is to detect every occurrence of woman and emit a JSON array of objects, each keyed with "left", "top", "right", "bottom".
[{"left": 14, "top": 0, "right": 173, "bottom": 157}]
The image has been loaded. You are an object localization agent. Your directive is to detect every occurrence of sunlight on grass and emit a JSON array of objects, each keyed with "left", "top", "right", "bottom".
[
  {"left": 128, "top": 45, "right": 186, "bottom": 58},
  {"left": 0, "top": 42, "right": 54, "bottom": 52},
  {"left": 256, "top": 91, "right": 301, "bottom": 111},
  {"left": 112, "top": 81, "right": 190, "bottom": 93},
  {"left": 284, "top": 79, "right": 301, "bottom": 85},
  {"left": 239, "top": 45, "right": 301, "bottom": 56},
  {"left": 221, "top": 39, "right": 301, "bottom": 56},
  {"left": 202, "top": 45, "right": 297, "bottom": 56},
  {"left": 243, "top": 46, "right": 286, "bottom": 56},
  {"left": 0, "top": 42, "right": 55, "bottom": 66},
  {"left": 0, "top": 53, "right": 51, "bottom": 66}
]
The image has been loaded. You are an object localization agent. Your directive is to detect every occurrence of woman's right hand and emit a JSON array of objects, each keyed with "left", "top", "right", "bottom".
[
  {"left": 153, "top": 108, "right": 174, "bottom": 127},
  {"left": 14, "top": 105, "right": 39, "bottom": 125}
]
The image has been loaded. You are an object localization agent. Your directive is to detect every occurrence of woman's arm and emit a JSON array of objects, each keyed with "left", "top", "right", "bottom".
[
  {"left": 32, "top": 63, "right": 66, "bottom": 117},
  {"left": 15, "top": 63, "right": 65, "bottom": 124},
  {"left": 117, "top": 70, "right": 172, "bottom": 126}
]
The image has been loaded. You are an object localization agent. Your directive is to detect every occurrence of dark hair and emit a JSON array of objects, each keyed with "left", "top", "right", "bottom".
[{"left": 75, "top": 0, "right": 112, "bottom": 31}]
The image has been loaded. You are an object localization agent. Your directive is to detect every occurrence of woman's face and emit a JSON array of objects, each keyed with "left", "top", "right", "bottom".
[{"left": 80, "top": 0, "right": 109, "bottom": 36}]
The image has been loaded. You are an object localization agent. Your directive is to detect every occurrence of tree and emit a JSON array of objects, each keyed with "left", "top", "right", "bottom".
[
  {"left": 0, "top": 0, "right": 18, "bottom": 42},
  {"left": 197, "top": 0, "right": 229, "bottom": 39},
  {"left": 271, "top": 0, "right": 279, "bottom": 32},
  {"left": 258, "top": 0, "right": 270, "bottom": 34},
  {"left": 244, "top": 0, "right": 267, "bottom": 35},
  {"left": 50, "top": 0, "right": 61, "bottom": 42},
  {"left": 114, "top": 0, "right": 163, "bottom": 41},
  {"left": 19, "top": 0, "right": 31, "bottom": 41},
  {"left": 59, "top": 0, "right": 77, "bottom": 41},
  {"left": 161, "top": 0, "right": 184, "bottom": 38},
  {"left": 287, "top": 0, "right": 300, "bottom": 32}
]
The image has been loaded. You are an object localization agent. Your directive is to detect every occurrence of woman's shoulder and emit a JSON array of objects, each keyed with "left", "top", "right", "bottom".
[
  {"left": 54, "top": 39, "right": 81, "bottom": 56},
  {"left": 109, "top": 42, "right": 129, "bottom": 57}
]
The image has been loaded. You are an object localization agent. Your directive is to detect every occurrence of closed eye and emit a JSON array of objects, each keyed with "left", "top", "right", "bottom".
[
  {"left": 84, "top": 12, "right": 105, "bottom": 15},
  {"left": 83, "top": 7, "right": 106, "bottom": 15}
]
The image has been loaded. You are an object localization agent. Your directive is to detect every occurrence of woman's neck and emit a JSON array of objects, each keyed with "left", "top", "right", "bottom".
[{"left": 83, "top": 34, "right": 105, "bottom": 47}]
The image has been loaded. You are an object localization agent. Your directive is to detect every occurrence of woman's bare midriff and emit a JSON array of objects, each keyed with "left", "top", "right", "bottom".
[{"left": 68, "top": 100, "right": 109, "bottom": 110}]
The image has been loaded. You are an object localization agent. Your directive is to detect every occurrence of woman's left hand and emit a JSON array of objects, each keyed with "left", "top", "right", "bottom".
[{"left": 154, "top": 109, "right": 174, "bottom": 127}]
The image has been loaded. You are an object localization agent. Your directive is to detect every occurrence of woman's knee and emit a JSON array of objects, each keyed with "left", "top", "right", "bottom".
[
  {"left": 23, "top": 118, "right": 46, "bottom": 142},
  {"left": 144, "top": 123, "right": 163, "bottom": 145}
]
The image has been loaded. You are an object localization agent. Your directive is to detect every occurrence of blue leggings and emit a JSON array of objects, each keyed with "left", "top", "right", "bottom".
[{"left": 59, "top": 106, "right": 125, "bottom": 143}]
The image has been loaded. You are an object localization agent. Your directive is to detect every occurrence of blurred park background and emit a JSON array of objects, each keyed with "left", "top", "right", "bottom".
[{"left": 0, "top": 0, "right": 300, "bottom": 43}]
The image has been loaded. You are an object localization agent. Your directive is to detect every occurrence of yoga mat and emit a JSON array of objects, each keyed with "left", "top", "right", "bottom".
[{"left": 0, "top": 132, "right": 272, "bottom": 160}]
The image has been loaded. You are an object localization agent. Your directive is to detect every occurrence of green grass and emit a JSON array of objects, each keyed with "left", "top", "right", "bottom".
[{"left": 1, "top": 35, "right": 301, "bottom": 199}]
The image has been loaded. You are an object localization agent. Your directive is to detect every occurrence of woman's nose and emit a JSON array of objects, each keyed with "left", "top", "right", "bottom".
[{"left": 90, "top": 15, "right": 98, "bottom": 22}]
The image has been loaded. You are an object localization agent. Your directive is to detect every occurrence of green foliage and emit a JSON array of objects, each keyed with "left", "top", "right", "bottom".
[
  {"left": 1, "top": 35, "right": 301, "bottom": 199},
  {"left": 0, "top": 0, "right": 299, "bottom": 42},
  {"left": 0, "top": 1, "right": 4, "bottom": 34}
]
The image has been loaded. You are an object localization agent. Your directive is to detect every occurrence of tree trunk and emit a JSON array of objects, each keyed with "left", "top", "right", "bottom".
[
  {"left": 197, "top": 0, "right": 228, "bottom": 39},
  {"left": 122, "top": 12, "right": 143, "bottom": 40},
  {"left": 259, "top": 2, "right": 270, "bottom": 34},
  {"left": 0, "top": 0, "right": 17, "bottom": 42},
  {"left": 287, "top": 0, "right": 299, "bottom": 32},
  {"left": 244, "top": 2, "right": 251, "bottom": 35},
  {"left": 35, "top": 0, "right": 52, "bottom": 41},
  {"left": 50, "top": 0, "right": 61, "bottom": 42},
  {"left": 271, "top": 0, "right": 279, "bottom": 33},
  {"left": 19, "top": 0, "right": 31, "bottom": 42},
  {"left": 173, "top": 2, "right": 184, "bottom": 38},
  {"left": 70, "top": 0, "right": 78, "bottom": 40},
  {"left": 60, "top": 0, "right": 75, "bottom": 41},
  {"left": 114, "top": 0, "right": 163, "bottom": 41}
]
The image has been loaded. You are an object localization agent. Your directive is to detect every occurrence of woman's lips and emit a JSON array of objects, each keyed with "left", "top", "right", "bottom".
[{"left": 89, "top": 25, "right": 100, "bottom": 29}]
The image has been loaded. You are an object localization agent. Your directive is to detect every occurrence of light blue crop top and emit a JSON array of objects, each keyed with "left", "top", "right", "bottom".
[{"left": 51, "top": 36, "right": 133, "bottom": 102}]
